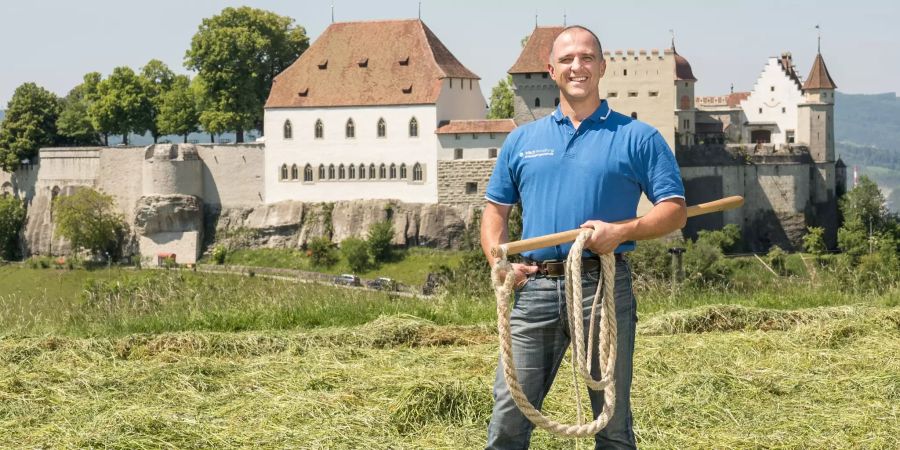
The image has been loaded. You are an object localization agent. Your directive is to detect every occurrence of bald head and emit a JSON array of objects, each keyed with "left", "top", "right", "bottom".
[{"left": 549, "top": 25, "right": 603, "bottom": 63}]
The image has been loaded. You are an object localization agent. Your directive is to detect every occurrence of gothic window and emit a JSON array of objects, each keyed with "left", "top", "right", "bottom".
[
  {"left": 291, "top": 164, "right": 299, "bottom": 180},
  {"left": 304, "top": 164, "right": 313, "bottom": 182},
  {"left": 534, "top": 97, "right": 541, "bottom": 108},
  {"left": 400, "top": 163, "right": 407, "bottom": 179},
  {"left": 338, "top": 164, "right": 346, "bottom": 180},
  {"left": 346, "top": 118, "right": 355, "bottom": 138},
  {"left": 348, "top": 164, "right": 356, "bottom": 179},
  {"left": 280, "top": 164, "right": 288, "bottom": 181},
  {"left": 328, "top": 164, "right": 336, "bottom": 179},
  {"left": 412, "top": 163, "right": 423, "bottom": 182},
  {"left": 283, "top": 120, "right": 292, "bottom": 139},
  {"left": 319, "top": 164, "right": 326, "bottom": 180},
  {"left": 379, "top": 163, "right": 387, "bottom": 179},
  {"left": 369, "top": 164, "right": 376, "bottom": 179},
  {"left": 358, "top": 163, "right": 366, "bottom": 179},
  {"left": 377, "top": 118, "right": 386, "bottom": 138},
  {"left": 389, "top": 163, "right": 397, "bottom": 179},
  {"left": 409, "top": 117, "right": 418, "bottom": 137},
  {"left": 454, "top": 148, "right": 463, "bottom": 160},
  {"left": 488, "top": 148, "right": 498, "bottom": 158},
  {"left": 314, "top": 119, "right": 324, "bottom": 139}
]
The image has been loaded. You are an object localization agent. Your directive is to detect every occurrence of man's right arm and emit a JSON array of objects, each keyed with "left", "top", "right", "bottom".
[{"left": 481, "top": 201, "right": 536, "bottom": 286}]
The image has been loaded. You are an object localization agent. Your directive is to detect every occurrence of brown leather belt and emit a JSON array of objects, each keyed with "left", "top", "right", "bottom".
[{"left": 524, "top": 254, "right": 623, "bottom": 277}]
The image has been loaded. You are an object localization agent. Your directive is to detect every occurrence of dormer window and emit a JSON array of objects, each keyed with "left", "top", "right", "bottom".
[
  {"left": 317, "top": 59, "right": 328, "bottom": 70},
  {"left": 297, "top": 88, "right": 308, "bottom": 97},
  {"left": 399, "top": 56, "right": 409, "bottom": 66},
  {"left": 357, "top": 57, "right": 368, "bottom": 68},
  {"left": 402, "top": 85, "right": 413, "bottom": 94}
]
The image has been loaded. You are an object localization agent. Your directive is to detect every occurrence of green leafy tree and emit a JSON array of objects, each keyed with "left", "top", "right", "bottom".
[
  {"left": 0, "top": 195, "right": 26, "bottom": 260},
  {"left": 487, "top": 75, "right": 515, "bottom": 120},
  {"left": 0, "top": 82, "right": 61, "bottom": 171},
  {"left": 341, "top": 237, "right": 370, "bottom": 272},
  {"left": 840, "top": 176, "right": 887, "bottom": 233},
  {"left": 53, "top": 188, "right": 127, "bottom": 259},
  {"left": 696, "top": 223, "right": 742, "bottom": 253},
  {"left": 367, "top": 221, "right": 394, "bottom": 263},
  {"left": 90, "top": 67, "right": 150, "bottom": 145},
  {"left": 802, "top": 226, "right": 827, "bottom": 255},
  {"left": 56, "top": 73, "right": 103, "bottom": 146},
  {"left": 139, "top": 59, "right": 176, "bottom": 143},
  {"left": 837, "top": 217, "right": 869, "bottom": 260},
  {"left": 308, "top": 236, "right": 338, "bottom": 267},
  {"left": 185, "top": 6, "right": 309, "bottom": 142},
  {"left": 157, "top": 75, "right": 200, "bottom": 142}
]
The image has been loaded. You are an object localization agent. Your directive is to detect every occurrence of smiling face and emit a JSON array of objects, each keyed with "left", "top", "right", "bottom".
[{"left": 548, "top": 28, "right": 606, "bottom": 103}]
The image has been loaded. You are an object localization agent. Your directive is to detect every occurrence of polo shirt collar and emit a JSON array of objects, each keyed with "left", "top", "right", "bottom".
[{"left": 551, "top": 100, "right": 612, "bottom": 124}]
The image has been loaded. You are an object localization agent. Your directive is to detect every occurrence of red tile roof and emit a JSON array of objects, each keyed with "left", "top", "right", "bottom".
[
  {"left": 727, "top": 92, "right": 751, "bottom": 107},
  {"left": 435, "top": 119, "right": 517, "bottom": 134},
  {"left": 266, "top": 19, "right": 479, "bottom": 108},
  {"left": 674, "top": 52, "right": 697, "bottom": 81},
  {"left": 508, "top": 26, "right": 565, "bottom": 74},
  {"left": 802, "top": 53, "right": 837, "bottom": 90}
]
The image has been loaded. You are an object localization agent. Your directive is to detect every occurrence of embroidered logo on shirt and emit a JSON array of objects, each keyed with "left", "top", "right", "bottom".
[{"left": 518, "top": 149, "right": 555, "bottom": 159}]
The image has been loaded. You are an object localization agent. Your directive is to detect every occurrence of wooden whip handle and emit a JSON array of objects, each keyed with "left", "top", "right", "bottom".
[{"left": 490, "top": 196, "right": 744, "bottom": 258}]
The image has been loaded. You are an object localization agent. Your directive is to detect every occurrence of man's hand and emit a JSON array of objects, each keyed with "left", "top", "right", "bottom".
[
  {"left": 497, "top": 262, "right": 539, "bottom": 289},
  {"left": 579, "top": 220, "right": 629, "bottom": 255}
]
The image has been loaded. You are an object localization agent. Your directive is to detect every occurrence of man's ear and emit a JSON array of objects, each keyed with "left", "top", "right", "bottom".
[
  {"left": 547, "top": 62, "right": 556, "bottom": 80},
  {"left": 598, "top": 58, "right": 607, "bottom": 78}
]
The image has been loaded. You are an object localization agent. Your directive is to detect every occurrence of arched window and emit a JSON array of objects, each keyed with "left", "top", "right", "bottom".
[
  {"left": 369, "top": 164, "right": 376, "bottom": 179},
  {"left": 377, "top": 118, "right": 386, "bottom": 138},
  {"left": 534, "top": 97, "right": 541, "bottom": 108},
  {"left": 304, "top": 164, "right": 313, "bottom": 182},
  {"left": 409, "top": 117, "right": 418, "bottom": 137},
  {"left": 283, "top": 120, "right": 292, "bottom": 139},
  {"left": 328, "top": 164, "right": 336, "bottom": 179},
  {"left": 318, "top": 164, "right": 326, "bottom": 180},
  {"left": 314, "top": 119, "right": 324, "bottom": 139},
  {"left": 400, "top": 163, "right": 407, "bottom": 179},
  {"left": 345, "top": 118, "right": 355, "bottom": 138},
  {"left": 290, "top": 164, "right": 299, "bottom": 180},
  {"left": 358, "top": 163, "right": 366, "bottom": 179},
  {"left": 389, "top": 163, "right": 397, "bottom": 179},
  {"left": 338, "top": 164, "right": 346, "bottom": 180},
  {"left": 412, "top": 163, "right": 423, "bottom": 182},
  {"left": 280, "top": 164, "right": 289, "bottom": 180},
  {"left": 379, "top": 163, "right": 387, "bottom": 179},
  {"left": 348, "top": 164, "right": 356, "bottom": 179}
]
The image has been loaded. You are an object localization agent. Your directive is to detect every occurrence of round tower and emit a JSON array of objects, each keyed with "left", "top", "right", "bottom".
[{"left": 142, "top": 144, "right": 203, "bottom": 197}]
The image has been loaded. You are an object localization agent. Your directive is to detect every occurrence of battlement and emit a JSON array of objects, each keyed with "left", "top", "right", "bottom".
[{"left": 603, "top": 48, "right": 668, "bottom": 62}]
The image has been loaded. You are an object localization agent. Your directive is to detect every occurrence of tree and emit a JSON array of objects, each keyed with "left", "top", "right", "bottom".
[
  {"left": 802, "top": 226, "right": 827, "bottom": 255},
  {"left": 487, "top": 75, "right": 515, "bottom": 120},
  {"left": 157, "top": 75, "right": 200, "bottom": 142},
  {"left": 367, "top": 221, "right": 394, "bottom": 263},
  {"left": 90, "top": 67, "right": 150, "bottom": 145},
  {"left": 696, "top": 223, "right": 742, "bottom": 253},
  {"left": 308, "top": 236, "right": 338, "bottom": 267},
  {"left": 53, "top": 188, "right": 127, "bottom": 259},
  {"left": 0, "top": 82, "right": 61, "bottom": 171},
  {"left": 340, "top": 237, "right": 370, "bottom": 272},
  {"left": 56, "top": 73, "right": 103, "bottom": 146},
  {"left": 139, "top": 59, "right": 176, "bottom": 143},
  {"left": 840, "top": 176, "right": 887, "bottom": 233},
  {"left": 185, "top": 7, "right": 309, "bottom": 142},
  {"left": 0, "top": 195, "right": 26, "bottom": 260}
]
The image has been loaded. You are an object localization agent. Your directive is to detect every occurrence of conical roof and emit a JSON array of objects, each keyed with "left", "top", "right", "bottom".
[{"left": 802, "top": 53, "right": 837, "bottom": 90}]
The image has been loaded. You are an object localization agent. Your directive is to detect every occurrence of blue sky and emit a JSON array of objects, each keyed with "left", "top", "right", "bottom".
[{"left": 2, "top": 0, "right": 897, "bottom": 106}]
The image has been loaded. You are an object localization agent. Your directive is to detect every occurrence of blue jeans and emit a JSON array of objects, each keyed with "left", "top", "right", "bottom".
[{"left": 486, "top": 258, "right": 638, "bottom": 449}]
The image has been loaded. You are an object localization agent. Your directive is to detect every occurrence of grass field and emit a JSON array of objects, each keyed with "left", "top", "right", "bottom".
[{"left": 1, "top": 262, "right": 898, "bottom": 448}]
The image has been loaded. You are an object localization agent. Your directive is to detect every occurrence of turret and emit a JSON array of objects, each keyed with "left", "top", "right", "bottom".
[
  {"left": 797, "top": 50, "right": 837, "bottom": 162},
  {"left": 508, "top": 26, "right": 564, "bottom": 124}
]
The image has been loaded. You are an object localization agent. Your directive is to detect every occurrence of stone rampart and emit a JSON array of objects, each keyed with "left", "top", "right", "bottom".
[{"left": 437, "top": 159, "right": 495, "bottom": 207}]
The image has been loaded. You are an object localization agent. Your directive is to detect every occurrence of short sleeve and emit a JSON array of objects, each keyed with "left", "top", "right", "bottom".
[
  {"left": 485, "top": 133, "right": 520, "bottom": 205},
  {"left": 635, "top": 131, "right": 685, "bottom": 204}
]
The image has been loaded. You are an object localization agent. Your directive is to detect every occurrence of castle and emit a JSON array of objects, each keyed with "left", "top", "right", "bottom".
[{"left": 0, "top": 20, "right": 844, "bottom": 263}]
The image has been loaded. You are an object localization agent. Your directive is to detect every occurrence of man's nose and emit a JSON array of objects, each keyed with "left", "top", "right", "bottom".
[{"left": 571, "top": 56, "right": 583, "bottom": 71}]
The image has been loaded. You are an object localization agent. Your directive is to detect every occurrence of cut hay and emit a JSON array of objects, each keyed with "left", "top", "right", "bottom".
[{"left": 639, "top": 304, "right": 876, "bottom": 335}]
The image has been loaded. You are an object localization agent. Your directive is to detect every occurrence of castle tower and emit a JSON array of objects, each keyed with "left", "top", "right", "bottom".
[
  {"left": 508, "top": 26, "right": 564, "bottom": 124},
  {"left": 672, "top": 43, "right": 698, "bottom": 148},
  {"left": 797, "top": 51, "right": 837, "bottom": 162}
]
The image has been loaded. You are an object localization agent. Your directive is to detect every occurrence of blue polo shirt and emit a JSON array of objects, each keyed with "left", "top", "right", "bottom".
[{"left": 485, "top": 101, "right": 684, "bottom": 261}]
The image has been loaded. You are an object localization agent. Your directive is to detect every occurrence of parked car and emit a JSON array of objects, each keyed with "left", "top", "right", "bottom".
[
  {"left": 333, "top": 274, "right": 361, "bottom": 286},
  {"left": 366, "top": 277, "right": 397, "bottom": 291}
]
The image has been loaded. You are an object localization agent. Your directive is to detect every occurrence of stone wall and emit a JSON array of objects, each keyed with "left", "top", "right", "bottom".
[
  {"left": 437, "top": 159, "right": 495, "bottom": 207},
  {"left": 196, "top": 144, "right": 265, "bottom": 208},
  {"left": 97, "top": 147, "right": 144, "bottom": 223}
]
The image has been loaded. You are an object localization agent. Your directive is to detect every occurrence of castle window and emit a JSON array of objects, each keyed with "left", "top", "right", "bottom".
[
  {"left": 684, "top": 119, "right": 690, "bottom": 129},
  {"left": 319, "top": 164, "right": 326, "bottom": 180},
  {"left": 534, "top": 97, "right": 541, "bottom": 108},
  {"left": 291, "top": 164, "right": 299, "bottom": 180},
  {"left": 328, "top": 164, "right": 336, "bottom": 180},
  {"left": 455, "top": 134, "right": 460, "bottom": 140},
  {"left": 554, "top": 97, "right": 560, "bottom": 106},
  {"left": 377, "top": 118, "right": 386, "bottom": 138},
  {"left": 608, "top": 92, "right": 618, "bottom": 98},
  {"left": 338, "top": 164, "right": 346, "bottom": 180},
  {"left": 649, "top": 91, "right": 659, "bottom": 97},
  {"left": 525, "top": 73, "right": 532, "bottom": 79},
  {"left": 449, "top": 78, "right": 453, "bottom": 88},
  {"left": 348, "top": 164, "right": 356, "bottom": 179},
  {"left": 489, "top": 148, "right": 498, "bottom": 158},
  {"left": 628, "top": 91, "right": 638, "bottom": 97},
  {"left": 315, "top": 119, "right": 324, "bottom": 139},
  {"left": 465, "top": 182, "right": 477, "bottom": 194},
  {"left": 782, "top": 107, "right": 786, "bottom": 113},
  {"left": 369, "top": 164, "right": 376, "bottom": 179},
  {"left": 389, "top": 163, "right": 397, "bottom": 179},
  {"left": 542, "top": 73, "right": 548, "bottom": 79},
  {"left": 470, "top": 79, "right": 473, "bottom": 89},
  {"left": 304, "top": 164, "right": 313, "bottom": 182},
  {"left": 454, "top": 148, "right": 463, "bottom": 160},
  {"left": 358, "top": 163, "right": 366, "bottom": 179},
  {"left": 490, "top": 132, "right": 495, "bottom": 139},
  {"left": 400, "top": 163, "right": 407, "bottom": 179},
  {"left": 409, "top": 117, "right": 418, "bottom": 137},
  {"left": 412, "top": 163, "right": 423, "bottom": 182},
  {"left": 770, "top": 86, "right": 775, "bottom": 92},
  {"left": 379, "top": 164, "right": 387, "bottom": 179},
  {"left": 345, "top": 119, "right": 355, "bottom": 138},
  {"left": 623, "top": 69, "right": 627, "bottom": 76},
  {"left": 283, "top": 120, "right": 293, "bottom": 139},
  {"left": 472, "top": 134, "right": 478, "bottom": 139},
  {"left": 280, "top": 164, "right": 288, "bottom": 181},
  {"left": 786, "top": 130, "right": 795, "bottom": 144},
  {"left": 759, "top": 108, "right": 763, "bottom": 114}
]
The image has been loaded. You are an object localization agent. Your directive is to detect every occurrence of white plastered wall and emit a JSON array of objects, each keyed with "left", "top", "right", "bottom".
[{"left": 740, "top": 58, "right": 803, "bottom": 144}]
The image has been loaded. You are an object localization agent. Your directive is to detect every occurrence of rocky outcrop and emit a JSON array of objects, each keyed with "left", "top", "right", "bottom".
[
  {"left": 133, "top": 194, "right": 203, "bottom": 235},
  {"left": 417, "top": 204, "right": 466, "bottom": 248}
]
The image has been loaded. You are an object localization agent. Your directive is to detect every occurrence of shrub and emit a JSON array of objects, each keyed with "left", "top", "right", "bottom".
[
  {"left": 212, "top": 245, "right": 227, "bottom": 265},
  {"left": 0, "top": 194, "right": 26, "bottom": 260},
  {"left": 802, "top": 226, "right": 827, "bottom": 256},
  {"left": 308, "top": 237, "right": 338, "bottom": 267},
  {"left": 628, "top": 239, "right": 672, "bottom": 281},
  {"left": 767, "top": 245, "right": 788, "bottom": 276},
  {"left": 341, "top": 237, "right": 370, "bottom": 273},
  {"left": 696, "top": 224, "right": 742, "bottom": 253},
  {"left": 367, "top": 221, "right": 394, "bottom": 263},
  {"left": 53, "top": 188, "right": 127, "bottom": 260},
  {"left": 683, "top": 241, "right": 729, "bottom": 286}
]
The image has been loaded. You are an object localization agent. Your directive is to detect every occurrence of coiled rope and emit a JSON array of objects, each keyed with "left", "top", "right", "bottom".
[{"left": 490, "top": 229, "right": 618, "bottom": 438}]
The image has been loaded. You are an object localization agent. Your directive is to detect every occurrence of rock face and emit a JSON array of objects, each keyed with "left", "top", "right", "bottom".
[{"left": 133, "top": 195, "right": 203, "bottom": 235}]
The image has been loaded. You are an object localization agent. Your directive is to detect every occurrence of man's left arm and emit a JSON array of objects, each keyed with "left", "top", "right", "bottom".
[{"left": 580, "top": 198, "right": 686, "bottom": 255}]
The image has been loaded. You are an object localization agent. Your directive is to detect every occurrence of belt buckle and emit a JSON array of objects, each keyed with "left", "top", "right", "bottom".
[{"left": 539, "top": 259, "right": 561, "bottom": 277}]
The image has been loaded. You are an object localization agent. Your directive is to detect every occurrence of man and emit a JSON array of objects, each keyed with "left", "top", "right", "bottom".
[{"left": 481, "top": 26, "right": 687, "bottom": 449}]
